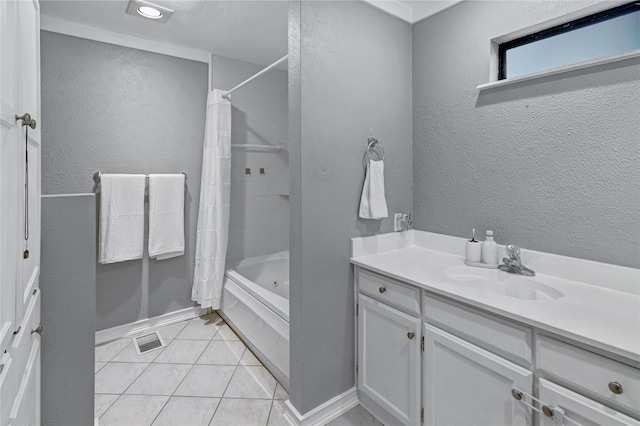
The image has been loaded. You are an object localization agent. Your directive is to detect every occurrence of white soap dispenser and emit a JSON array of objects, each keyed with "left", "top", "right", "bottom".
[{"left": 481, "top": 230, "right": 498, "bottom": 266}]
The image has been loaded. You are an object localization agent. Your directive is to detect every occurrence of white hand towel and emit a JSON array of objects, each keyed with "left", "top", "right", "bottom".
[
  {"left": 99, "top": 174, "right": 146, "bottom": 264},
  {"left": 359, "top": 160, "right": 388, "bottom": 220},
  {"left": 148, "top": 174, "right": 185, "bottom": 260}
]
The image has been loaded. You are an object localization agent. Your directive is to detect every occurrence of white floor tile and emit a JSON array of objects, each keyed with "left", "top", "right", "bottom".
[
  {"left": 210, "top": 398, "right": 271, "bottom": 426},
  {"left": 112, "top": 340, "right": 168, "bottom": 363},
  {"left": 95, "top": 339, "right": 130, "bottom": 362},
  {"left": 95, "top": 362, "right": 149, "bottom": 394},
  {"left": 125, "top": 363, "right": 192, "bottom": 396},
  {"left": 224, "top": 366, "right": 277, "bottom": 399},
  {"left": 95, "top": 394, "right": 119, "bottom": 418},
  {"left": 325, "top": 405, "right": 383, "bottom": 426},
  {"left": 152, "top": 397, "right": 219, "bottom": 426},
  {"left": 153, "top": 339, "right": 208, "bottom": 364},
  {"left": 274, "top": 383, "right": 288, "bottom": 400},
  {"left": 267, "top": 400, "right": 288, "bottom": 426},
  {"left": 154, "top": 322, "right": 189, "bottom": 340},
  {"left": 174, "top": 365, "right": 236, "bottom": 398},
  {"left": 99, "top": 394, "right": 169, "bottom": 426},
  {"left": 95, "top": 362, "right": 107, "bottom": 373},
  {"left": 176, "top": 316, "right": 223, "bottom": 340},
  {"left": 239, "top": 349, "right": 262, "bottom": 366},
  {"left": 197, "top": 340, "right": 246, "bottom": 365},
  {"left": 212, "top": 324, "right": 240, "bottom": 341}
]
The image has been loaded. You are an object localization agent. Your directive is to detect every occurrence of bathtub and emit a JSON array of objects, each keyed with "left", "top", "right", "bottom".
[{"left": 218, "top": 251, "right": 289, "bottom": 390}]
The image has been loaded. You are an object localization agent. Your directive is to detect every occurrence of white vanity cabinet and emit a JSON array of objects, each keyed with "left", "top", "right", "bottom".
[
  {"left": 354, "top": 266, "right": 640, "bottom": 426},
  {"left": 356, "top": 269, "right": 422, "bottom": 426}
]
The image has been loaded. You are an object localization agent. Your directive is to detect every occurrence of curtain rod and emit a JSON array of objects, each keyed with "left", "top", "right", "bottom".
[{"left": 222, "top": 54, "right": 288, "bottom": 100}]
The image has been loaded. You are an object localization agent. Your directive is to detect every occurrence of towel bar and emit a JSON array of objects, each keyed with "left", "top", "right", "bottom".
[{"left": 93, "top": 172, "right": 187, "bottom": 183}]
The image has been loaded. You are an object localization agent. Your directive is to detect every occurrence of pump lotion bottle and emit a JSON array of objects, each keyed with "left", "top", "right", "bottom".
[{"left": 481, "top": 230, "right": 498, "bottom": 266}]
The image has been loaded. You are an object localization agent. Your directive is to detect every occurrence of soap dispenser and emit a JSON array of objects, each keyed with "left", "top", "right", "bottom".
[{"left": 481, "top": 230, "right": 498, "bottom": 266}]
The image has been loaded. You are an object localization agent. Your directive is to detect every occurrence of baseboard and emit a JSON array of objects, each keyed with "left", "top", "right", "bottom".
[
  {"left": 95, "top": 306, "right": 207, "bottom": 344},
  {"left": 283, "top": 387, "right": 359, "bottom": 426}
]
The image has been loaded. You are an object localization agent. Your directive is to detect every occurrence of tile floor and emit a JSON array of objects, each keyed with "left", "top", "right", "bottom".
[{"left": 95, "top": 312, "right": 381, "bottom": 426}]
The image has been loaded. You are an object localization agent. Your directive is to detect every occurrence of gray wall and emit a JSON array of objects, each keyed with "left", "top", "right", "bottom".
[
  {"left": 209, "top": 55, "right": 289, "bottom": 263},
  {"left": 290, "top": 1, "right": 413, "bottom": 413},
  {"left": 412, "top": 1, "right": 640, "bottom": 268},
  {"left": 41, "top": 31, "right": 208, "bottom": 330},
  {"left": 41, "top": 194, "right": 96, "bottom": 426}
]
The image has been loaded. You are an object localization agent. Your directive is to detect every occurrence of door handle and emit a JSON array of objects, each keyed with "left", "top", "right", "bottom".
[{"left": 15, "top": 113, "right": 36, "bottom": 129}]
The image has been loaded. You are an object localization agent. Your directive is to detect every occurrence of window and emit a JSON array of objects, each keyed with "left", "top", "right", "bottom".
[{"left": 499, "top": 2, "right": 640, "bottom": 80}]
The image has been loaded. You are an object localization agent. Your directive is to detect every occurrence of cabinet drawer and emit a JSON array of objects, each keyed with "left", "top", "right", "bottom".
[
  {"left": 358, "top": 269, "right": 420, "bottom": 316},
  {"left": 537, "top": 335, "right": 640, "bottom": 417},
  {"left": 423, "top": 294, "right": 532, "bottom": 367},
  {"left": 538, "top": 379, "right": 640, "bottom": 426}
]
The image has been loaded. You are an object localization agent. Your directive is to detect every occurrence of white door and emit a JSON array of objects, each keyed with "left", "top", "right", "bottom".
[
  {"left": 0, "top": 0, "right": 41, "bottom": 424},
  {"left": 358, "top": 294, "right": 421, "bottom": 426},
  {"left": 538, "top": 379, "right": 640, "bottom": 426},
  {"left": 423, "top": 323, "right": 532, "bottom": 426}
]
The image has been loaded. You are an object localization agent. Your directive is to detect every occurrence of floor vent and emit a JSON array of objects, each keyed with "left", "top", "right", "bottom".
[{"left": 133, "top": 331, "right": 166, "bottom": 355}]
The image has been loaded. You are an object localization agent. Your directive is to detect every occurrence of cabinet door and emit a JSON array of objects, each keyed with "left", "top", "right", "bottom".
[
  {"left": 358, "top": 294, "right": 421, "bottom": 426},
  {"left": 538, "top": 379, "right": 640, "bottom": 426},
  {"left": 423, "top": 323, "right": 532, "bottom": 426},
  {"left": 0, "top": 0, "right": 41, "bottom": 423},
  {"left": 8, "top": 337, "right": 40, "bottom": 426}
]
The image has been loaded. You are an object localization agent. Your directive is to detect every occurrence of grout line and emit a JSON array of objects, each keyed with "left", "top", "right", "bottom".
[
  {"left": 161, "top": 317, "right": 232, "bottom": 425},
  {"left": 207, "top": 317, "right": 249, "bottom": 424},
  {"left": 95, "top": 393, "right": 121, "bottom": 421},
  {"left": 149, "top": 318, "right": 199, "bottom": 426}
]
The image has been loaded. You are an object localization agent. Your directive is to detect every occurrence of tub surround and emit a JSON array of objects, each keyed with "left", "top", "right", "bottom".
[
  {"left": 220, "top": 251, "right": 290, "bottom": 390},
  {"left": 351, "top": 230, "right": 640, "bottom": 363}
]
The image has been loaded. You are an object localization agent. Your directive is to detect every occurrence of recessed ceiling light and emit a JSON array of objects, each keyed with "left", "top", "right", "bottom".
[
  {"left": 137, "top": 6, "right": 163, "bottom": 19},
  {"left": 126, "top": 0, "right": 174, "bottom": 23}
]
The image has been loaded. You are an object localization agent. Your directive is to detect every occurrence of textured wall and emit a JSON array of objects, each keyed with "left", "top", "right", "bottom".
[
  {"left": 41, "top": 194, "right": 96, "bottom": 425},
  {"left": 412, "top": 1, "right": 640, "bottom": 268},
  {"left": 41, "top": 31, "right": 208, "bottom": 329},
  {"left": 290, "top": 1, "right": 412, "bottom": 413},
  {"left": 209, "top": 55, "right": 289, "bottom": 263}
]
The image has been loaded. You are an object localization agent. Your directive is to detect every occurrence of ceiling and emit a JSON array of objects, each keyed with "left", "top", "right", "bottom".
[
  {"left": 40, "top": 0, "right": 289, "bottom": 66},
  {"left": 361, "top": 0, "right": 464, "bottom": 24},
  {"left": 40, "top": 0, "right": 463, "bottom": 67}
]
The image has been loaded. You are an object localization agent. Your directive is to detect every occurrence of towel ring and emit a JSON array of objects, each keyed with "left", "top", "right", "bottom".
[{"left": 366, "top": 138, "right": 385, "bottom": 162}]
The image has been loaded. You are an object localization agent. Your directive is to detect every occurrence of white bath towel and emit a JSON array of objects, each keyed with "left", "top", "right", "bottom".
[
  {"left": 359, "top": 160, "right": 388, "bottom": 220},
  {"left": 148, "top": 174, "right": 186, "bottom": 260},
  {"left": 99, "top": 174, "right": 146, "bottom": 264}
]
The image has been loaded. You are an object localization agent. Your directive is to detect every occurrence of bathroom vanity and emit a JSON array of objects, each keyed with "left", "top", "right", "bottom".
[{"left": 351, "top": 231, "right": 640, "bottom": 426}]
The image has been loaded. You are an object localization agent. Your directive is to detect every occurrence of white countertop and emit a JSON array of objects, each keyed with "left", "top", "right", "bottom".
[{"left": 351, "top": 231, "right": 640, "bottom": 365}]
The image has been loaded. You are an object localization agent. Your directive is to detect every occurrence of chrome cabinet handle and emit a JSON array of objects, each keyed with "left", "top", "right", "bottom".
[
  {"left": 511, "top": 389, "right": 523, "bottom": 400},
  {"left": 15, "top": 113, "right": 36, "bottom": 129},
  {"left": 31, "top": 325, "right": 42, "bottom": 335},
  {"left": 542, "top": 405, "right": 554, "bottom": 418},
  {"left": 407, "top": 332, "right": 415, "bottom": 340},
  {"left": 379, "top": 287, "right": 386, "bottom": 294},
  {"left": 608, "top": 381, "right": 623, "bottom": 395}
]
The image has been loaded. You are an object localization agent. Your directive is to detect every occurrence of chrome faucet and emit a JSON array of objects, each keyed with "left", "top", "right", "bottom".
[{"left": 499, "top": 245, "right": 536, "bottom": 277}]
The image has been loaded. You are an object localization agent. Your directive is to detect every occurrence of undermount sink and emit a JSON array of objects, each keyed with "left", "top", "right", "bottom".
[{"left": 445, "top": 266, "right": 564, "bottom": 301}]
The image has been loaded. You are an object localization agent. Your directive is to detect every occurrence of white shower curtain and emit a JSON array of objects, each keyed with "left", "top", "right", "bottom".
[{"left": 192, "top": 89, "right": 231, "bottom": 309}]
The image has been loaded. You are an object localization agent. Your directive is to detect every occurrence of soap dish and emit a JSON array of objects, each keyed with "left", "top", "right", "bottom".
[{"left": 465, "top": 259, "right": 499, "bottom": 269}]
